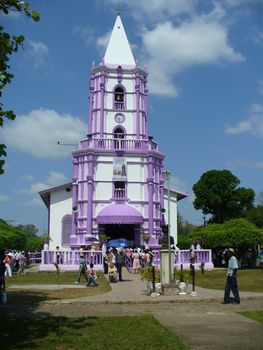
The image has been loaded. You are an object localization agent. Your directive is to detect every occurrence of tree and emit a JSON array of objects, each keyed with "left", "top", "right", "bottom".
[
  {"left": 192, "top": 218, "right": 262, "bottom": 249},
  {"left": 0, "top": 0, "right": 40, "bottom": 174},
  {"left": 0, "top": 219, "right": 44, "bottom": 251},
  {"left": 192, "top": 169, "right": 254, "bottom": 224},
  {"left": 244, "top": 205, "right": 263, "bottom": 228}
]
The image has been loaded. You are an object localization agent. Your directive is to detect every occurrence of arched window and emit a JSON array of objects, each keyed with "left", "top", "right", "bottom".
[
  {"left": 113, "top": 126, "right": 125, "bottom": 149},
  {"left": 113, "top": 85, "right": 125, "bottom": 109},
  {"left": 114, "top": 127, "right": 124, "bottom": 139},
  {"left": 61, "top": 214, "right": 72, "bottom": 246}
]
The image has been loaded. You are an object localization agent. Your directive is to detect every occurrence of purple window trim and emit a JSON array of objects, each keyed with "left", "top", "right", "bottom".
[{"left": 112, "top": 83, "right": 126, "bottom": 110}]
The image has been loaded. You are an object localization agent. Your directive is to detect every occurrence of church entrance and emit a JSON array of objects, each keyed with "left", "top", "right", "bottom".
[{"left": 103, "top": 224, "right": 139, "bottom": 243}]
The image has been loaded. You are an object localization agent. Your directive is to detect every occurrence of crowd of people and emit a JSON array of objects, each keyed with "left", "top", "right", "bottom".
[
  {"left": 0, "top": 248, "right": 31, "bottom": 304},
  {"left": 0, "top": 249, "right": 29, "bottom": 278}
]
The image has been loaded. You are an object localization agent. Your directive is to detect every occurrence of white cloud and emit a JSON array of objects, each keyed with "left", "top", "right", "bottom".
[
  {"left": 96, "top": 30, "right": 112, "bottom": 51},
  {"left": 0, "top": 195, "right": 9, "bottom": 203},
  {"left": 19, "top": 197, "right": 44, "bottom": 207},
  {"left": 22, "top": 171, "right": 67, "bottom": 194},
  {"left": 1, "top": 108, "right": 86, "bottom": 159},
  {"left": 251, "top": 28, "right": 263, "bottom": 47},
  {"left": 27, "top": 40, "right": 49, "bottom": 69},
  {"left": 21, "top": 175, "right": 34, "bottom": 182},
  {"left": 46, "top": 171, "right": 68, "bottom": 187},
  {"left": 73, "top": 26, "right": 95, "bottom": 46},
  {"left": 141, "top": 8, "right": 244, "bottom": 96},
  {"left": 19, "top": 171, "right": 68, "bottom": 207},
  {"left": 225, "top": 104, "right": 263, "bottom": 137}
]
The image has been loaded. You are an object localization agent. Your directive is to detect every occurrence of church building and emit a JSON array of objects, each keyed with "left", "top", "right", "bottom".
[{"left": 39, "top": 15, "right": 187, "bottom": 252}]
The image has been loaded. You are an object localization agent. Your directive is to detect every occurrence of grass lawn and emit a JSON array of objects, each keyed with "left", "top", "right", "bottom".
[
  {"left": 238, "top": 310, "right": 263, "bottom": 324},
  {"left": 5, "top": 271, "right": 111, "bottom": 302},
  {"left": 193, "top": 269, "right": 263, "bottom": 292},
  {"left": 1, "top": 315, "right": 189, "bottom": 350}
]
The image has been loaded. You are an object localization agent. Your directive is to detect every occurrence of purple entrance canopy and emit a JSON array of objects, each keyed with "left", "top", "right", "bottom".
[{"left": 97, "top": 204, "right": 143, "bottom": 224}]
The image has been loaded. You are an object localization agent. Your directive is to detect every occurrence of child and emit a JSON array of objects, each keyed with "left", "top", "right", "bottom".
[{"left": 86, "top": 263, "right": 98, "bottom": 287}]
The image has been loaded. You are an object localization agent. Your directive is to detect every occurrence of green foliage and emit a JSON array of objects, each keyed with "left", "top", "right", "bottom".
[
  {"left": 191, "top": 218, "right": 263, "bottom": 250},
  {"left": 177, "top": 235, "right": 190, "bottom": 249},
  {"left": 193, "top": 169, "right": 254, "bottom": 223},
  {"left": 0, "top": 218, "right": 44, "bottom": 251},
  {"left": 244, "top": 205, "right": 263, "bottom": 228},
  {"left": 0, "top": 0, "right": 40, "bottom": 173},
  {"left": 141, "top": 264, "right": 160, "bottom": 283}
]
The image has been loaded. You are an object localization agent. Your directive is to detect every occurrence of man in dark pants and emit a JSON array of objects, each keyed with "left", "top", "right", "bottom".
[
  {"left": 116, "top": 249, "right": 124, "bottom": 281},
  {"left": 222, "top": 248, "right": 240, "bottom": 304}
]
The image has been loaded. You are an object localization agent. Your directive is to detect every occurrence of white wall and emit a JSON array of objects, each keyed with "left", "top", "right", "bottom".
[{"left": 49, "top": 190, "right": 72, "bottom": 250}]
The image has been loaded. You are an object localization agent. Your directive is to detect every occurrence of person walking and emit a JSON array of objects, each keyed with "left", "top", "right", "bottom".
[
  {"left": 3, "top": 253, "right": 13, "bottom": 277},
  {"left": 222, "top": 248, "right": 240, "bottom": 304},
  {"left": 116, "top": 248, "right": 124, "bottom": 281},
  {"left": 132, "top": 248, "right": 141, "bottom": 274},
  {"left": 18, "top": 251, "right": 26, "bottom": 275},
  {"left": 75, "top": 251, "right": 88, "bottom": 284}
]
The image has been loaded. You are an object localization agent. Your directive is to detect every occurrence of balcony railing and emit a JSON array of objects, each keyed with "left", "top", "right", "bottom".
[
  {"left": 80, "top": 138, "right": 158, "bottom": 151},
  {"left": 113, "top": 188, "right": 126, "bottom": 199},
  {"left": 113, "top": 102, "right": 125, "bottom": 110}
]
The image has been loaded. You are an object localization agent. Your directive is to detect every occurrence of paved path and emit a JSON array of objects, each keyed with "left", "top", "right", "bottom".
[{"left": 2, "top": 268, "right": 263, "bottom": 350}]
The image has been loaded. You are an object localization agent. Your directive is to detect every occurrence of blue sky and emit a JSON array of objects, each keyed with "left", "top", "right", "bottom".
[{"left": 0, "top": 0, "right": 263, "bottom": 232}]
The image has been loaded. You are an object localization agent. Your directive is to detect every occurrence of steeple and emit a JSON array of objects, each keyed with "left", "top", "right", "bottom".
[{"left": 104, "top": 15, "right": 136, "bottom": 68}]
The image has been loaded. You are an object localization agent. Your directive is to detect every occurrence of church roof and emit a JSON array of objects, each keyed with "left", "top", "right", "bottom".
[{"left": 104, "top": 15, "right": 136, "bottom": 68}]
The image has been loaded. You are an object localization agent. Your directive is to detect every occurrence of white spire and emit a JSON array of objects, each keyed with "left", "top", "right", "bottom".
[{"left": 104, "top": 15, "right": 135, "bottom": 68}]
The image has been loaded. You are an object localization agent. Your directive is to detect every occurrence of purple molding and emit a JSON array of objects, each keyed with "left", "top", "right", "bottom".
[{"left": 100, "top": 72, "right": 105, "bottom": 137}]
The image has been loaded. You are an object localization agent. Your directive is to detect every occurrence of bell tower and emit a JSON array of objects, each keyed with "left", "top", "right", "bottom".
[
  {"left": 71, "top": 15, "right": 165, "bottom": 248},
  {"left": 88, "top": 15, "right": 149, "bottom": 142}
]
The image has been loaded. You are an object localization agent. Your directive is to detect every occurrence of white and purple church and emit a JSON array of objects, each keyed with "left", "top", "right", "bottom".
[{"left": 38, "top": 15, "right": 205, "bottom": 270}]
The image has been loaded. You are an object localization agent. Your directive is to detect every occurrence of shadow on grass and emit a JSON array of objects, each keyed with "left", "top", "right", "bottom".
[
  {"left": 0, "top": 315, "right": 189, "bottom": 350},
  {"left": 0, "top": 316, "right": 99, "bottom": 350}
]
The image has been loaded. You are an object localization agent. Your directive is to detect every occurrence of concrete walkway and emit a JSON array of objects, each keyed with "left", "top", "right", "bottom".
[{"left": 2, "top": 268, "right": 263, "bottom": 350}]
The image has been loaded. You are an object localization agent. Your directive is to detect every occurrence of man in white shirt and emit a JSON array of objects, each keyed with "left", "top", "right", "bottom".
[{"left": 222, "top": 248, "right": 240, "bottom": 304}]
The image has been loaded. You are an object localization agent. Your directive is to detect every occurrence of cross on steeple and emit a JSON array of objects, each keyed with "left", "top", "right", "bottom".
[{"left": 114, "top": 0, "right": 122, "bottom": 16}]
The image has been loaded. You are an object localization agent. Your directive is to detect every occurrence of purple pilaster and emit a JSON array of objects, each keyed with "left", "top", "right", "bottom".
[
  {"left": 88, "top": 68, "right": 95, "bottom": 134},
  {"left": 160, "top": 169, "right": 165, "bottom": 225},
  {"left": 135, "top": 70, "right": 140, "bottom": 138},
  {"left": 147, "top": 156, "right": 154, "bottom": 236},
  {"left": 100, "top": 70, "right": 105, "bottom": 137},
  {"left": 86, "top": 154, "right": 94, "bottom": 235},
  {"left": 144, "top": 87, "right": 149, "bottom": 138},
  {"left": 70, "top": 181, "right": 78, "bottom": 244}
]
